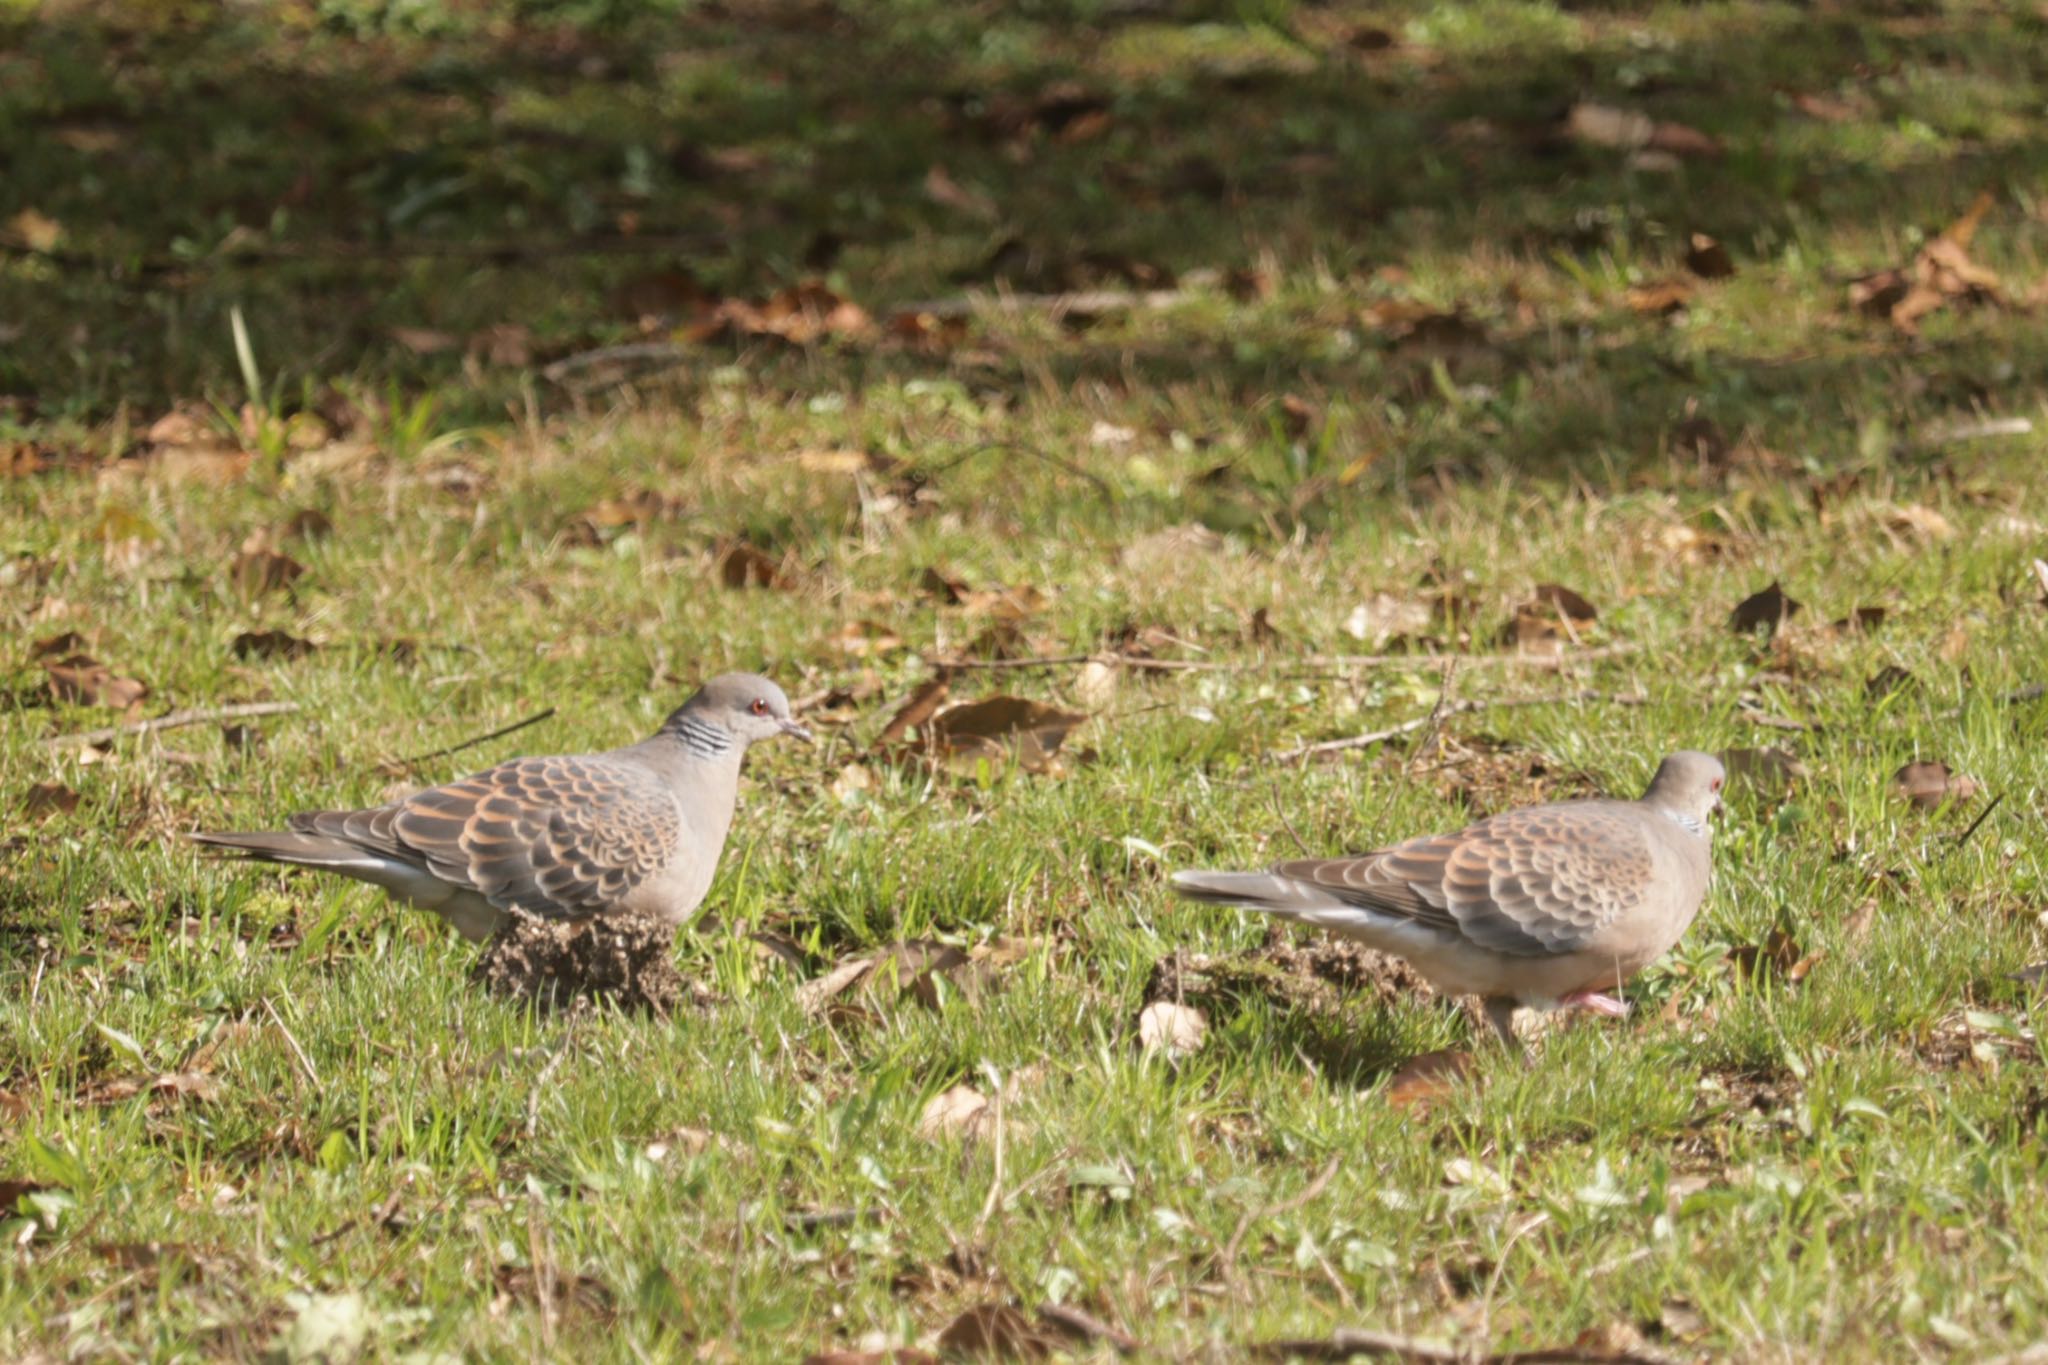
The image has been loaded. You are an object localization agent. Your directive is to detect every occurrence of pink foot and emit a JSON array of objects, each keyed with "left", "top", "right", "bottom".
[{"left": 1560, "top": 990, "right": 1629, "bottom": 1018}]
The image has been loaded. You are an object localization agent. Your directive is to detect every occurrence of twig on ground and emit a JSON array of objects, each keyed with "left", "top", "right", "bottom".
[
  {"left": 890, "top": 287, "right": 1189, "bottom": 321},
  {"left": 1219, "top": 1153, "right": 1342, "bottom": 1281},
  {"left": 41, "top": 700, "right": 301, "bottom": 749},
  {"left": 1272, "top": 692, "right": 1649, "bottom": 763},
  {"left": 1951, "top": 792, "right": 2006, "bottom": 853},
  {"left": 917, "top": 439, "right": 1115, "bottom": 499},
  {"left": 1267, "top": 768, "right": 1314, "bottom": 857},
  {"left": 1038, "top": 1301, "right": 1141, "bottom": 1355},
  {"left": 541, "top": 342, "right": 693, "bottom": 383},
  {"left": 927, "top": 643, "right": 1640, "bottom": 674},
  {"left": 1403, "top": 658, "right": 1460, "bottom": 778},
  {"left": 394, "top": 707, "right": 556, "bottom": 770},
  {"left": 261, "top": 996, "right": 321, "bottom": 1090}
]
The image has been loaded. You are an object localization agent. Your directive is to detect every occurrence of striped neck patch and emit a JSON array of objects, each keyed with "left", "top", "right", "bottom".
[{"left": 669, "top": 713, "right": 735, "bottom": 758}]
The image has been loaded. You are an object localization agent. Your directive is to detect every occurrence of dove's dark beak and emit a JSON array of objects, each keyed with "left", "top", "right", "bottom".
[{"left": 779, "top": 717, "right": 815, "bottom": 744}]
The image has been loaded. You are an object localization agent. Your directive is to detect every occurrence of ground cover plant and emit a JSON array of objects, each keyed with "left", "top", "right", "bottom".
[{"left": 4, "top": 0, "right": 2048, "bottom": 1358}]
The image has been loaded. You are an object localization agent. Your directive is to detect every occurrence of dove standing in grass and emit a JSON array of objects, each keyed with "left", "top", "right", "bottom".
[
  {"left": 193, "top": 673, "right": 811, "bottom": 943},
  {"left": 1172, "top": 751, "right": 1724, "bottom": 1054}
]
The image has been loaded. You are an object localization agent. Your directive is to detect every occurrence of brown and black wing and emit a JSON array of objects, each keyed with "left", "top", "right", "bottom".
[
  {"left": 292, "top": 754, "right": 680, "bottom": 920},
  {"left": 1271, "top": 803, "right": 1655, "bottom": 958}
]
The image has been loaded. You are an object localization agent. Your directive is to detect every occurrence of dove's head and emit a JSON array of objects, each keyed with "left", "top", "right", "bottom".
[
  {"left": 1641, "top": 750, "right": 1725, "bottom": 833},
  {"left": 673, "top": 672, "right": 813, "bottom": 748}
]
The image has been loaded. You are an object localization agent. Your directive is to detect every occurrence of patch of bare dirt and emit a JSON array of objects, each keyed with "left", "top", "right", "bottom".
[
  {"left": 470, "top": 913, "right": 705, "bottom": 1013},
  {"left": 1146, "top": 924, "right": 1434, "bottom": 1019}
]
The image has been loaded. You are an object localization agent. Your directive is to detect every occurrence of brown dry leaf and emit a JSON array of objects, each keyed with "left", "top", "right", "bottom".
[
  {"left": 919, "top": 565, "right": 972, "bottom": 604},
  {"left": 6, "top": 207, "right": 64, "bottom": 251},
  {"left": 1384, "top": 1048, "right": 1477, "bottom": 1111},
  {"left": 1893, "top": 761, "right": 1982, "bottom": 810},
  {"left": 31, "top": 630, "right": 90, "bottom": 659},
  {"left": 1848, "top": 191, "right": 2003, "bottom": 333},
  {"left": 231, "top": 548, "right": 306, "bottom": 598},
  {"left": 924, "top": 164, "right": 998, "bottom": 221},
  {"left": 690, "top": 281, "right": 873, "bottom": 346},
  {"left": 828, "top": 763, "right": 875, "bottom": 804},
  {"left": 1685, "top": 233, "right": 1736, "bottom": 279},
  {"left": 232, "top": 629, "right": 316, "bottom": 661},
  {"left": 922, "top": 695, "right": 1089, "bottom": 774},
  {"left": 1626, "top": 279, "right": 1694, "bottom": 315},
  {"left": 802, "top": 1351, "right": 938, "bottom": 1365},
  {"left": 43, "top": 654, "right": 148, "bottom": 711},
  {"left": 1719, "top": 747, "right": 1808, "bottom": 797},
  {"left": 1136, "top": 1000, "right": 1207, "bottom": 1059},
  {"left": 1531, "top": 583, "right": 1598, "bottom": 622},
  {"left": 917, "top": 1084, "right": 992, "bottom": 1141},
  {"left": 1830, "top": 606, "right": 1887, "bottom": 634},
  {"left": 468, "top": 323, "right": 531, "bottom": 368},
  {"left": 84, "top": 1072, "right": 222, "bottom": 1105},
  {"left": 1566, "top": 103, "right": 1720, "bottom": 158},
  {"left": 23, "top": 781, "right": 81, "bottom": 819},
  {"left": 283, "top": 508, "right": 334, "bottom": 541},
  {"left": 875, "top": 677, "right": 951, "bottom": 747},
  {"left": 1730, "top": 581, "right": 1802, "bottom": 636},
  {"left": 2033, "top": 558, "right": 2048, "bottom": 606},
  {"left": 608, "top": 269, "right": 710, "bottom": 325},
  {"left": 389, "top": 326, "right": 459, "bottom": 355},
  {"left": 1657, "top": 522, "right": 1727, "bottom": 564},
  {"left": 937, "top": 1304, "right": 1052, "bottom": 1361},
  {"left": 1726, "top": 928, "right": 1817, "bottom": 984},
  {"left": 831, "top": 619, "right": 904, "bottom": 659},
  {"left": 795, "top": 447, "right": 874, "bottom": 476},
  {"left": 796, "top": 939, "right": 997, "bottom": 1016},
  {"left": 716, "top": 540, "right": 790, "bottom": 590},
  {"left": 1865, "top": 665, "right": 1914, "bottom": 700},
  {"left": 1793, "top": 90, "right": 1862, "bottom": 122},
  {"left": 1885, "top": 503, "right": 1955, "bottom": 542}
]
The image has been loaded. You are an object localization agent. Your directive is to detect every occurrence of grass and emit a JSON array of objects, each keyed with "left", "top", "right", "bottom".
[{"left": 4, "top": 0, "right": 2048, "bottom": 1359}]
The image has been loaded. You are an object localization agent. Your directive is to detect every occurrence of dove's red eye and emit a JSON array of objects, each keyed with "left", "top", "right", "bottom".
[{"left": 750, "top": 698, "right": 770, "bottom": 716}]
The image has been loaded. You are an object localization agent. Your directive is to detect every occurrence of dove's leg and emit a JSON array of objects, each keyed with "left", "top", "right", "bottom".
[
  {"left": 1559, "top": 990, "right": 1629, "bottom": 1018},
  {"left": 1480, "top": 996, "right": 1529, "bottom": 1063}
]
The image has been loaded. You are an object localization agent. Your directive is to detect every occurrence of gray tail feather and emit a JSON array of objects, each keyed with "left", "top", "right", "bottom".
[
  {"left": 188, "top": 830, "right": 372, "bottom": 869},
  {"left": 1170, "top": 869, "right": 1335, "bottom": 914}
]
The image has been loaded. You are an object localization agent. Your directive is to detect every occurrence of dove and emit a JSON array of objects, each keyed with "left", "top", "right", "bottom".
[
  {"left": 192, "top": 673, "right": 811, "bottom": 943},
  {"left": 1172, "top": 751, "right": 1723, "bottom": 1053}
]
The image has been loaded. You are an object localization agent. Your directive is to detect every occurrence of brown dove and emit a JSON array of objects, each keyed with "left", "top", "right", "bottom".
[
  {"left": 1172, "top": 750, "right": 1723, "bottom": 1052},
  {"left": 193, "top": 673, "right": 811, "bottom": 942}
]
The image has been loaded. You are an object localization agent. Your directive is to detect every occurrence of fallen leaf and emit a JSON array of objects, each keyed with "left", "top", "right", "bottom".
[
  {"left": 830, "top": 619, "right": 904, "bottom": 658},
  {"left": 1848, "top": 191, "right": 2002, "bottom": 333},
  {"left": 919, "top": 565, "right": 973, "bottom": 604},
  {"left": 1625, "top": 279, "right": 1694, "bottom": 315},
  {"left": 1385, "top": 1048, "right": 1476, "bottom": 1111},
  {"left": 875, "top": 677, "right": 951, "bottom": 748},
  {"left": 689, "top": 281, "right": 872, "bottom": 346},
  {"left": 5, "top": 209, "right": 63, "bottom": 253},
  {"left": 1137, "top": 1000, "right": 1207, "bottom": 1059},
  {"left": 1684, "top": 233, "right": 1735, "bottom": 279},
  {"left": 1729, "top": 581, "right": 1802, "bottom": 636},
  {"left": 43, "top": 654, "right": 148, "bottom": 711},
  {"left": 924, "top": 164, "right": 998, "bottom": 221},
  {"left": 1719, "top": 747, "right": 1808, "bottom": 796},
  {"left": 1885, "top": 504, "right": 1955, "bottom": 542},
  {"left": 282, "top": 508, "right": 334, "bottom": 541},
  {"left": 716, "top": 540, "right": 790, "bottom": 589},
  {"left": 1793, "top": 90, "right": 1862, "bottom": 122},
  {"left": 1566, "top": 103, "right": 1720, "bottom": 158},
  {"left": 1893, "top": 761, "right": 1981, "bottom": 810},
  {"left": 802, "top": 1351, "right": 938, "bottom": 1365},
  {"left": 918, "top": 1084, "right": 992, "bottom": 1140},
  {"left": 230, "top": 548, "right": 305, "bottom": 598},
  {"left": 920, "top": 695, "right": 1089, "bottom": 774},
  {"left": 795, "top": 447, "right": 875, "bottom": 476},
  {"left": 84, "top": 1072, "right": 222, "bottom": 1105},
  {"left": 23, "top": 782, "right": 81, "bottom": 819},
  {"left": 937, "top": 1304, "right": 1052, "bottom": 1360},
  {"left": 1830, "top": 606, "right": 1887, "bottom": 634},
  {"left": 1726, "top": 929, "right": 1818, "bottom": 984},
  {"left": 232, "top": 630, "right": 316, "bottom": 661},
  {"left": 1865, "top": 665, "right": 1914, "bottom": 701},
  {"left": 283, "top": 1291, "right": 375, "bottom": 1364},
  {"left": 389, "top": 326, "right": 459, "bottom": 355},
  {"left": 31, "top": 630, "right": 89, "bottom": 659}
]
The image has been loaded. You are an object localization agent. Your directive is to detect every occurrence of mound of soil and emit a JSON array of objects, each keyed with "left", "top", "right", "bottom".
[
  {"left": 470, "top": 912, "right": 691, "bottom": 1014},
  {"left": 1146, "top": 922, "right": 1435, "bottom": 1019}
]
